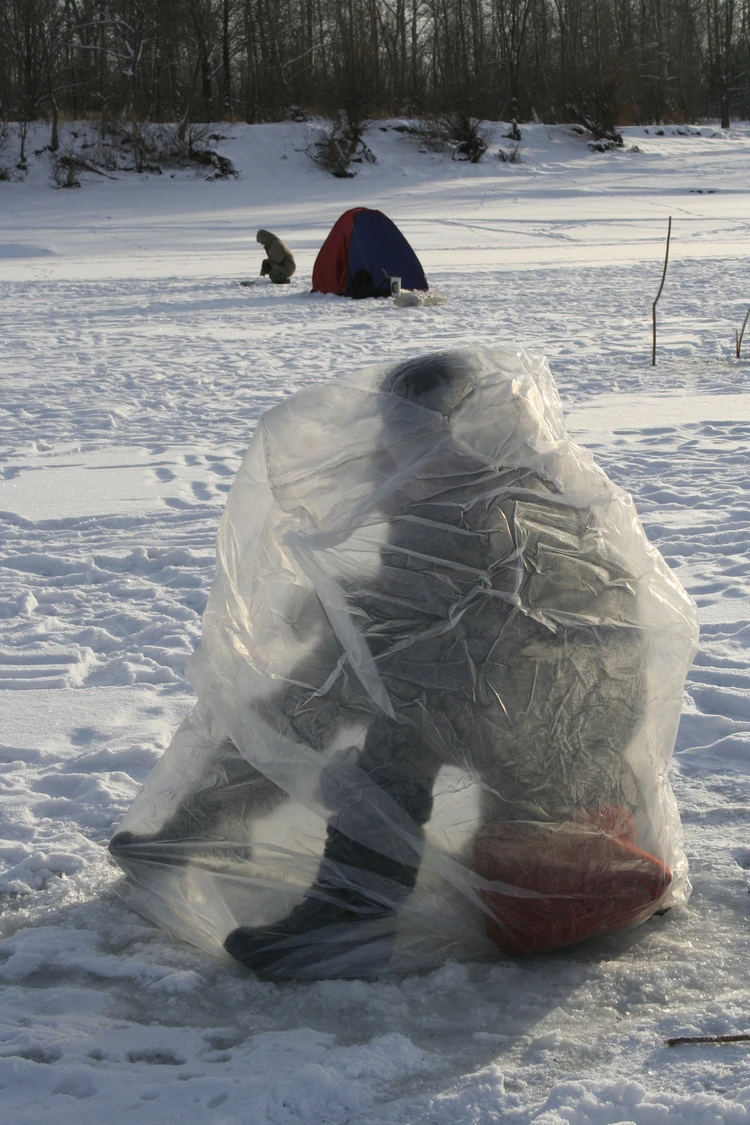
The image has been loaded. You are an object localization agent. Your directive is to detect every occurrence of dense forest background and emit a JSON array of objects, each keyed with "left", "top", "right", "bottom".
[{"left": 1, "top": 0, "right": 748, "bottom": 138}]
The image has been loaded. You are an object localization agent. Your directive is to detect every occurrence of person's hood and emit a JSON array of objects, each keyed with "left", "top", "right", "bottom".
[{"left": 256, "top": 230, "right": 274, "bottom": 245}]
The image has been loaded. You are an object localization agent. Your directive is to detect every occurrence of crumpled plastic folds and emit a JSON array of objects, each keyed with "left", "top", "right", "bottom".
[{"left": 110, "top": 345, "right": 699, "bottom": 979}]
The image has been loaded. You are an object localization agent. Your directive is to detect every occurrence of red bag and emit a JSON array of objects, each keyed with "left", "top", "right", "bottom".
[{"left": 472, "top": 807, "right": 671, "bottom": 957}]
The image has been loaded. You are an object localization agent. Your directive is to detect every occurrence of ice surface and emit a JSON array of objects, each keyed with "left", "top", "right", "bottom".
[
  {"left": 1, "top": 119, "right": 750, "bottom": 1124},
  {"left": 566, "top": 393, "right": 750, "bottom": 432},
  {"left": 0, "top": 445, "right": 208, "bottom": 520}
]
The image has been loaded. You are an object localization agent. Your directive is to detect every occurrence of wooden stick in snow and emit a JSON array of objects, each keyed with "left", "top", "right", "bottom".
[
  {"left": 736, "top": 305, "right": 750, "bottom": 357},
  {"left": 652, "top": 217, "right": 672, "bottom": 366},
  {"left": 666, "top": 1033, "right": 750, "bottom": 1047}
]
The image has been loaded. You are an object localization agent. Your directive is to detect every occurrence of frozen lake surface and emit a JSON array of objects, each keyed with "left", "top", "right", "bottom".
[{"left": 1, "top": 120, "right": 749, "bottom": 1124}]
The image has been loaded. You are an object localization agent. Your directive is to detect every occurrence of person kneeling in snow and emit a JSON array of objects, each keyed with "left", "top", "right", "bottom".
[
  {"left": 257, "top": 229, "right": 296, "bottom": 283},
  {"left": 221, "top": 355, "right": 651, "bottom": 972},
  {"left": 109, "top": 348, "right": 696, "bottom": 979}
]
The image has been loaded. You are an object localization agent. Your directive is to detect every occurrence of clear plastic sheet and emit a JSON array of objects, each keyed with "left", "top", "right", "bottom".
[{"left": 110, "top": 346, "right": 699, "bottom": 979}]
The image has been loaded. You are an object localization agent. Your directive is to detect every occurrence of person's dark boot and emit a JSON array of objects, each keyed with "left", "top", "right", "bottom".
[
  {"left": 224, "top": 889, "right": 397, "bottom": 979},
  {"left": 224, "top": 823, "right": 422, "bottom": 978}
]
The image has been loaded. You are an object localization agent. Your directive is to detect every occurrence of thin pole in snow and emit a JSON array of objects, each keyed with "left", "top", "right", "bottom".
[
  {"left": 736, "top": 305, "right": 750, "bottom": 358},
  {"left": 652, "top": 216, "right": 672, "bottom": 366}
]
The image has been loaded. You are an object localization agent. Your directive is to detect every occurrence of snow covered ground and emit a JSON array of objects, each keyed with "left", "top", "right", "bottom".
[{"left": 1, "top": 119, "right": 750, "bottom": 1124}]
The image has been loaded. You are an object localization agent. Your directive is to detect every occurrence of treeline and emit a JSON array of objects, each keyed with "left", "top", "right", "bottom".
[{"left": 1, "top": 0, "right": 749, "bottom": 135}]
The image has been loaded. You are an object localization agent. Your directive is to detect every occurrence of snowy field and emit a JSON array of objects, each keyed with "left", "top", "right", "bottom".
[{"left": 1, "top": 120, "right": 750, "bottom": 1124}]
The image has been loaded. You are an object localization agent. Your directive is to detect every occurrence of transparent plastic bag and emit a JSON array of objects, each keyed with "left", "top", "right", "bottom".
[{"left": 110, "top": 346, "right": 699, "bottom": 979}]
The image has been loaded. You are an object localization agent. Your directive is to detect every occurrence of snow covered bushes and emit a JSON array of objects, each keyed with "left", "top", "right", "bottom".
[
  {"left": 413, "top": 112, "right": 489, "bottom": 162},
  {"left": 306, "top": 112, "right": 376, "bottom": 177},
  {"left": 44, "top": 122, "right": 238, "bottom": 185}
]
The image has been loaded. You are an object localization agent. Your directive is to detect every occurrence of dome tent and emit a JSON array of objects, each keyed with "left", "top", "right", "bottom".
[{"left": 312, "top": 208, "right": 428, "bottom": 297}]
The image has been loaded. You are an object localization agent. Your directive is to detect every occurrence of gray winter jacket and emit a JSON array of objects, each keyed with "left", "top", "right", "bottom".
[{"left": 256, "top": 230, "right": 296, "bottom": 278}]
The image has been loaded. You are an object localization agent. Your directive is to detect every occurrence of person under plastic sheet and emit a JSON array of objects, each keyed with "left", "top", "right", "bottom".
[{"left": 110, "top": 348, "right": 695, "bottom": 978}]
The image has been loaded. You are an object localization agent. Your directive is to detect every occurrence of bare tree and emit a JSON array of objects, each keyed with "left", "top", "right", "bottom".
[{"left": 1, "top": 0, "right": 749, "bottom": 135}]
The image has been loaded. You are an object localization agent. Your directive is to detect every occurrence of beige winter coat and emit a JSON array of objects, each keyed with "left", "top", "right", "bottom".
[{"left": 256, "top": 230, "right": 296, "bottom": 278}]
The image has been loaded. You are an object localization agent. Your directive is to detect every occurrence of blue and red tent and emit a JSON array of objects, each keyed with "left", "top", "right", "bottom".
[{"left": 312, "top": 208, "right": 428, "bottom": 297}]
